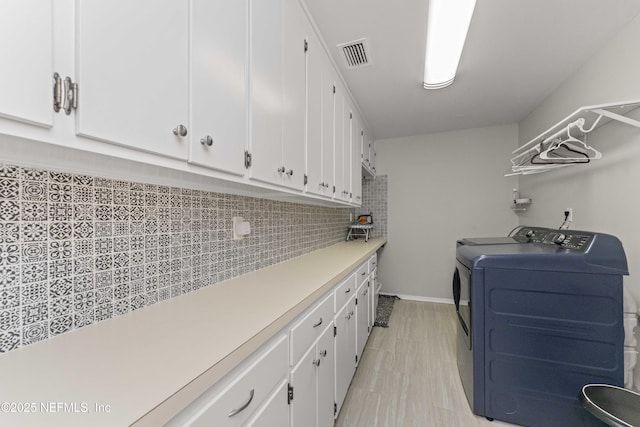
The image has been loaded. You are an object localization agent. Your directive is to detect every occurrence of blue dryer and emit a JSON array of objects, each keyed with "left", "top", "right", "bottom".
[{"left": 454, "top": 226, "right": 628, "bottom": 426}]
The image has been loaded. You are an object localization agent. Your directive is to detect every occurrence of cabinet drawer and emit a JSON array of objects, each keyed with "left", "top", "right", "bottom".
[
  {"left": 173, "top": 334, "right": 288, "bottom": 427},
  {"left": 356, "top": 262, "right": 368, "bottom": 287},
  {"left": 290, "top": 292, "right": 334, "bottom": 366},
  {"left": 368, "top": 253, "right": 378, "bottom": 272},
  {"left": 335, "top": 272, "right": 357, "bottom": 312}
]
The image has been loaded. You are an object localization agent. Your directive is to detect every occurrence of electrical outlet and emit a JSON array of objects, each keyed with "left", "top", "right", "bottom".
[{"left": 565, "top": 208, "right": 573, "bottom": 222}]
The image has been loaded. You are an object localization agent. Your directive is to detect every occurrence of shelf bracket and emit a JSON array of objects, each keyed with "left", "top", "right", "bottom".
[{"left": 588, "top": 108, "right": 640, "bottom": 129}]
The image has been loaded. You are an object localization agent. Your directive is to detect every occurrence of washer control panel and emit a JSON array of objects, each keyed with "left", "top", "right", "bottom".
[{"left": 513, "top": 227, "right": 593, "bottom": 251}]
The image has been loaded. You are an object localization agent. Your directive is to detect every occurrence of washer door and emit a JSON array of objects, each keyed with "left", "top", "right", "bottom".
[{"left": 453, "top": 261, "right": 471, "bottom": 350}]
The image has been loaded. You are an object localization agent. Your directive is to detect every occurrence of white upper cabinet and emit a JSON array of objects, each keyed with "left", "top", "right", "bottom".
[
  {"left": 351, "top": 111, "right": 362, "bottom": 206},
  {"left": 282, "top": 0, "right": 306, "bottom": 190},
  {"left": 321, "top": 64, "right": 336, "bottom": 197},
  {"left": 76, "top": 0, "right": 189, "bottom": 160},
  {"left": 333, "top": 84, "right": 345, "bottom": 202},
  {"left": 0, "top": 0, "right": 53, "bottom": 128},
  {"left": 305, "top": 30, "right": 324, "bottom": 197},
  {"left": 250, "top": 0, "right": 306, "bottom": 191},
  {"left": 189, "top": 0, "right": 248, "bottom": 176},
  {"left": 338, "top": 94, "right": 353, "bottom": 202},
  {"left": 249, "top": 0, "right": 284, "bottom": 186}
]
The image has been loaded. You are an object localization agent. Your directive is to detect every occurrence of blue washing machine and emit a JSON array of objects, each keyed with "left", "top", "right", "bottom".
[{"left": 453, "top": 226, "right": 628, "bottom": 426}]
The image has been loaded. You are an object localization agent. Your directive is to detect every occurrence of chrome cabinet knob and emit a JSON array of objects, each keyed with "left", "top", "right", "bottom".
[
  {"left": 313, "top": 358, "right": 321, "bottom": 367},
  {"left": 277, "top": 166, "right": 285, "bottom": 174},
  {"left": 173, "top": 124, "right": 188, "bottom": 137},
  {"left": 200, "top": 135, "right": 213, "bottom": 146},
  {"left": 286, "top": 169, "right": 293, "bottom": 176},
  {"left": 320, "top": 349, "right": 327, "bottom": 358}
]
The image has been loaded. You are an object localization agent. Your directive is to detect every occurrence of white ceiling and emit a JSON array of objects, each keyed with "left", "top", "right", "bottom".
[{"left": 302, "top": 0, "right": 640, "bottom": 140}]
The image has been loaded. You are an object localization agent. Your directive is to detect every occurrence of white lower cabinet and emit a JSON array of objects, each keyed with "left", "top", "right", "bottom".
[
  {"left": 334, "top": 295, "right": 356, "bottom": 415},
  {"left": 355, "top": 278, "right": 371, "bottom": 364},
  {"left": 165, "top": 334, "right": 288, "bottom": 426},
  {"left": 167, "top": 252, "right": 379, "bottom": 427},
  {"left": 289, "top": 324, "right": 335, "bottom": 427},
  {"left": 244, "top": 379, "right": 290, "bottom": 427}
]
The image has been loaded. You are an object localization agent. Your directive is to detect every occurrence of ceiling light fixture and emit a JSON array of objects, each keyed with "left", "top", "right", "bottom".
[{"left": 423, "top": 0, "right": 477, "bottom": 90}]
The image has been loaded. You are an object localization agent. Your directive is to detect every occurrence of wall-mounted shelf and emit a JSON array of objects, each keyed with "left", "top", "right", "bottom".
[
  {"left": 512, "top": 197, "right": 532, "bottom": 212},
  {"left": 506, "top": 100, "right": 640, "bottom": 176}
]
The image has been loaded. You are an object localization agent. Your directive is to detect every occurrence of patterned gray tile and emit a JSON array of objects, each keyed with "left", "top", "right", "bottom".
[
  {"left": 22, "top": 301, "right": 48, "bottom": 325},
  {"left": 0, "top": 307, "right": 20, "bottom": 332},
  {"left": 49, "top": 203, "right": 72, "bottom": 221},
  {"left": 0, "top": 178, "right": 19, "bottom": 199},
  {"left": 23, "top": 321, "right": 49, "bottom": 346},
  {"left": 50, "top": 315, "right": 72, "bottom": 336},
  {"left": 0, "top": 243, "right": 20, "bottom": 266},
  {"left": 0, "top": 200, "right": 20, "bottom": 221},
  {"left": 48, "top": 183, "right": 72, "bottom": 203},
  {"left": 0, "top": 164, "right": 19, "bottom": 179},
  {"left": 48, "top": 240, "right": 73, "bottom": 261},
  {"left": 73, "top": 309, "right": 94, "bottom": 328},
  {"left": 21, "top": 202, "right": 48, "bottom": 221},
  {"left": 49, "top": 279, "right": 72, "bottom": 298},
  {"left": 73, "top": 174, "right": 94, "bottom": 186},
  {"left": 73, "top": 274, "right": 94, "bottom": 293},
  {"left": 0, "top": 330, "right": 20, "bottom": 352},
  {"left": 21, "top": 282, "right": 48, "bottom": 305},
  {"left": 22, "top": 180, "right": 47, "bottom": 201},
  {"left": 49, "top": 222, "right": 72, "bottom": 240}
]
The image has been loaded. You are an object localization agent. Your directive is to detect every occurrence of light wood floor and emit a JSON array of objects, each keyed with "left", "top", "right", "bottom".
[{"left": 335, "top": 300, "right": 514, "bottom": 427}]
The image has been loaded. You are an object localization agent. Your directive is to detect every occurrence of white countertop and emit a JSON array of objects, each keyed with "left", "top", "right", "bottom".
[{"left": 0, "top": 238, "right": 385, "bottom": 427}]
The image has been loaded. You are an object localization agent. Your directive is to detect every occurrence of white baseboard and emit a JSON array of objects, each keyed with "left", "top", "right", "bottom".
[{"left": 379, "top": 292, "right": 454, "bottom": 305}]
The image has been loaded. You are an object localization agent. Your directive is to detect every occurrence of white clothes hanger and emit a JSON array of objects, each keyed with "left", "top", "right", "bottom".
[{"left": 539, "top": 122, "right": 602, "bottom": 161}]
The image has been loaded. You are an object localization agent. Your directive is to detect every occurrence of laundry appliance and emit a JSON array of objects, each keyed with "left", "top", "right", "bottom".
[{"left": 453, "top": 226, "right": 628, "bottom": 426}]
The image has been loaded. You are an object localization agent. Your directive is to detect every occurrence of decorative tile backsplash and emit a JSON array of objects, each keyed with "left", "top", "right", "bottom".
[
  {"left": 361, "top": 175, "right": 387, "bottom": 238},
  {"left": 0, "top": 163, "right": 352, "bottom": 353}
]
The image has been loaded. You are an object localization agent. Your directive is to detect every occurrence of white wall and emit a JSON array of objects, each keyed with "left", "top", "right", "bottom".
[
  {"left": 517, "top": 14, "right": 640, "bottom": 302},
  {"left": 376, "top": 124, "right": 519, "bottom": 301}
]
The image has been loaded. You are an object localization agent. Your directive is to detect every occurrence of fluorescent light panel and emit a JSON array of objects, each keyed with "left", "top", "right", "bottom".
[{"left": 423, "top": 0, "right": 477, "bottom": 89}]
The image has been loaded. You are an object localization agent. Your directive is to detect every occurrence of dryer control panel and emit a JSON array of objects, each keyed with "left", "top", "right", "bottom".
[{"left": 512, "top": 226, "right": 593, "bottom": 251}]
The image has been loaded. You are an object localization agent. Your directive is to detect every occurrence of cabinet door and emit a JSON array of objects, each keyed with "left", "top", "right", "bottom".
[
  {"left": 342, "top": 100, "right": 352, "bottom": 201},
  {"left": 369, "top": 270, "right": 376, "bottom": 331},
  {"left": 321, "top": 65, "right": 335, "bottom": 197},
  {"left": 189, "top": 0, "right": 247, "bottom": 176},
  {"left": 0, "top": 0, "right": 53, "bottom": 128},
  {"left": 76, "top": 0, "right": 188, "bottom": 159},
  {"left": 249, "top": 0, "right": 284, "bottom": 186},
  {"left": 290, "top": 344, "right": 317, "bottom": 427},
  {"left": 334, "top": 296, "right": 356, "bottom": 414},
  {"left": 305, "top": 31, "right": 324, "bottom": 197},
  {"left": 333, "top": 84, "right": 345, "bottom": 201},
  {"left": 244, "top": 379, "right": 290, "bottom": 427},
  {"left": 356, "top": 279, "right": 370, "bottom": 361},
  {"left": 351, "top": 113, "right": 362, "bottom": 205},
  {"left": 281, "top": 0, "right": 306, "bottom": 190},
  {"left": 317, "top": 325, "right": 335, "bottom": 427}
]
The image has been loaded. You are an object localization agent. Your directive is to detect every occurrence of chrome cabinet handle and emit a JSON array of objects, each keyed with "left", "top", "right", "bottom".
[
  {"left": 200, "top": 135, "right": 213, "bottom": 146},
  {"left": 173, "top": 124, "right": 188, "bottom": 137},
  {"left": 345, "top": 312, "right": 351, "bottom": 320},
  {"left": 361, "top": 272, "right": 366, "bottom": 276},
  {"left": 286, "top": 169, "right": 293, "bottom": 176},
  {"left": 277, "top": 166, "right": 285, "bottom": 174},
  {"left": 320, "top": 349, "right": 327, "bottom": 357},
  {"left": 228, "top": 389, "right": 254, "bottom": 417},
  {"left": 313, "top": 358, "right": 321, "bottom": 367},
  {"left": 345, "top": 288, "right": 351, "bottom": 294},
  {"left": 313, "top": 317, "right": 323, "bottom": 328}
]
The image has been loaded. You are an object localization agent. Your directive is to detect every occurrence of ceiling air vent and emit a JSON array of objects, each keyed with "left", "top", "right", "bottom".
[{"left": 337, "top": 38, "right": 371, "bottom": 69}]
